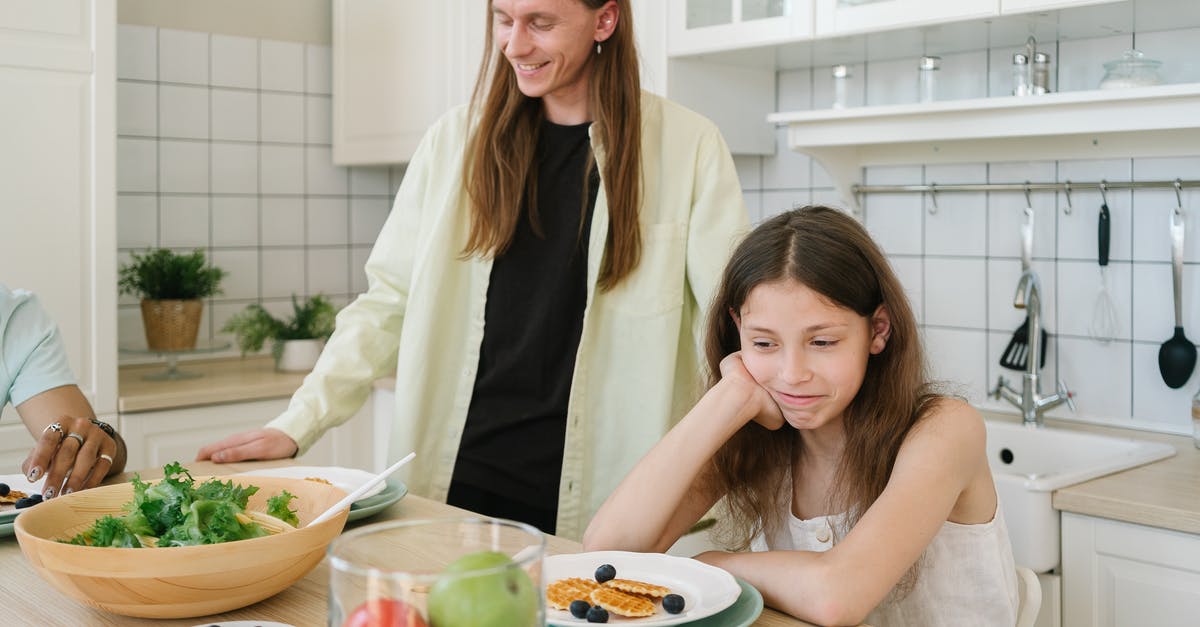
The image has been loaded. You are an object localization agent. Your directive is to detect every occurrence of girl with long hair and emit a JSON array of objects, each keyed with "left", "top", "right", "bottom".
[
  {"left": 198, "top": 0, "right": 748, "bottom": 540},
  {"left": 585, "top": 206, "right": 1019, "bottom": 625}
]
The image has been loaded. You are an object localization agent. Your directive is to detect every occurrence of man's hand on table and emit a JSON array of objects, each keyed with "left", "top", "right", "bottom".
[{"left": 196, "top": 428, "right": 299, "bottom": 463}]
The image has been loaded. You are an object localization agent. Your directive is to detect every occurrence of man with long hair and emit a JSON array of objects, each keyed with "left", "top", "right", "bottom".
[{"left": 197, "top": 0, "right": 748, "bottom": 538}]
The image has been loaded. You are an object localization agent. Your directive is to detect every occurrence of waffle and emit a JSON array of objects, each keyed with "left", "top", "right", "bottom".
[
  {"left": 545, "top": 577, "right": 601, "bottom": 611},
  {"left": 589, "top": 586, "right": 657, "bottom": 618},
  {"left": 604, "top": 578, "right": 671, "bottom": 599},
  {"left": 0, "top": 489, "right": 28, "bottom": 504}
]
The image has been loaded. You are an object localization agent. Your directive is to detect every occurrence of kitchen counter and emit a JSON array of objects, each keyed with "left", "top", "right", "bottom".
[
  {"left": 119, "top": 358, "right": 1200, "bottom": 535},
  {"left": 118, "top": 355, "right": 306, "bottom": 412},
  {"left": 1049, "top": 424, "right": 1200, "bottom": 534},
  {"left": 1, "top": 460, "right": 819, "bottom": 627}
]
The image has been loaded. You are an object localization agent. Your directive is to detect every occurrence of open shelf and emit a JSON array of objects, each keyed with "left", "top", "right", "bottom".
[{"left": 767, "top": 83, "right": 1200, "bottom": 211}]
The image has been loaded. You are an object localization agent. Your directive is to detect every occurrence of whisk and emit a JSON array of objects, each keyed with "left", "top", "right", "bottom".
[{"left": 1090, "top": 202, "right": 1120, "bottom": 343}]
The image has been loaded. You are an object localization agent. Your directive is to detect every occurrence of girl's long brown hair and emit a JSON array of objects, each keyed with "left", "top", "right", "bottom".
[
  {"left": 705, "top": 206, "right": 940, "bottom": 552},
  {"left": 463, "top": 0, "right": 642, "bottom": 290}
]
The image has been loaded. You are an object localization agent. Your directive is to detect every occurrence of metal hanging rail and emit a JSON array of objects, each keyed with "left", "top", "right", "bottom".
[{"left": 850, "top": 178, "right": 1196, "bottom": 214}]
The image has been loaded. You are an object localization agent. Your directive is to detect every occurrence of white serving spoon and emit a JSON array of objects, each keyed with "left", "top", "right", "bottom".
[{"left": 309, "top": 452, "right": 415, "bottom": 527}]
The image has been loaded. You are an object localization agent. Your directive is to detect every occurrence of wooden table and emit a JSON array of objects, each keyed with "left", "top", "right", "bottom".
[{"left": 0, "top": 460, "right": 815, "bottom": 626}]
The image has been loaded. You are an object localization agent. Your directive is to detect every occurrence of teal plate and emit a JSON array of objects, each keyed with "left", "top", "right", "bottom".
[
  {"left": 347, "top": 478, "right": 406, "bottom": 522},
  {"left": 0, "top": 518, "right": 13, "bottom": 539},
  {"left": 688, "top": 577, "right": 763, "bottom": 627},
  {"left": 548, "top": 577, "right": 762, "bottom": 627}
]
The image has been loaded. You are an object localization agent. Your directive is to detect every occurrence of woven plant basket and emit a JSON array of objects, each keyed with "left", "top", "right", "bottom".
[{"left": 141, "top": 299, "right": 202, "bottom": 350}]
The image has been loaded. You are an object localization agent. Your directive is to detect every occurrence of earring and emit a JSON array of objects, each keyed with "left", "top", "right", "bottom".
[{"left": 596, "top": 42, "right": 601, "bottom": 55}]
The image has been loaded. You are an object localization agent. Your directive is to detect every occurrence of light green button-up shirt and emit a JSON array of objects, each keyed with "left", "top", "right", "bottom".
[{"left": 266, "top": 91, "right": 749, "bottom": 539}]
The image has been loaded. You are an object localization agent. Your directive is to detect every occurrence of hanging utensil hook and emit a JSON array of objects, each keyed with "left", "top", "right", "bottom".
[
  {"left": 1063, "top": 180, "right": 1073, "bottom": 215},
  {"left": 1175, "top": 179, "right": 1184, "bottom": 216},
  {"left": 1099, "top": 180, "right": 1109, "bottom": 208},
  {"left": 1024, "top": 182, "right": 1033, "bottom": 210},
  {"left": 928, "top": 182, "right": 938, "bottom": 215}
]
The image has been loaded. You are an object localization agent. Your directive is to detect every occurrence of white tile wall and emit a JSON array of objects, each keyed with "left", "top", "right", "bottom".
[
  {"left": 747, "top": 26, "right": 1200, "bottom": 435},
  {"left": 117, "top": 27, "right": 402, "bottom": 360}
]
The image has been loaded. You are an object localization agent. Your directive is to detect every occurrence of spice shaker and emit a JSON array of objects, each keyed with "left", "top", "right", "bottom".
[
  {"left": 1032, "top": 52, "right": 1051, "bottom": 94},
  {"left": 831, "top": 64, "right": 850, "bottom": 109},
  {"left": 1012, "top": 53, "right": 1032, "bottom": 96},
  {"left": 918, "top": 56, "right": 940, "bottom": 103}
]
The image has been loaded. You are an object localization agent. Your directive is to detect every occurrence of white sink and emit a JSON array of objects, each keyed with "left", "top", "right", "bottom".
[{"left": 985, "top": 420, "right": 1176, "bottom": 573}]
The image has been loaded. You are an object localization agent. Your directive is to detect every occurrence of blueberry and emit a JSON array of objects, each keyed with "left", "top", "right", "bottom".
[
  {"left": 586, "top": 605, "right": 609, "bottom": 623},
  {"left": 569, "top": 599, "right": 590, "bottom": 618},
  {"left": 27, "top": 493, "right": 42, "bottom": 503},
  {"left": 663, "top": 593, "right": 685, "bottom": 614},
  {"left": 0, "top": 482, "right": 9, "bottom": 497},
  {"left": 14, "top": 497, "right": 34, "bottom": 509},
  {"left": 594, "top": 563, "right": 616, "bottom": 583}
]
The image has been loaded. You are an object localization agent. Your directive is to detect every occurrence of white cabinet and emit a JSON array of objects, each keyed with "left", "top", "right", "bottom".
[
  {"left": 814, "top": 0, "right": 997, "bottom": 36},
  {"left": 0, "top": 0, "right": 117, "bottom": 419},
  {"left": 1000, "top": 0, "right": 1122, "bottom": 15},
  {"left": 667, "top": 0, "right": 813, "bottom": 55},
  {"left": 118, "top": 397, "right": 377, "bottom": 473},
  {"left": 1062, "top": 512, "right": 1200, "bottom": 627},
  {"left": 332, "top": 0, "right": 484, "bottom": 165}
]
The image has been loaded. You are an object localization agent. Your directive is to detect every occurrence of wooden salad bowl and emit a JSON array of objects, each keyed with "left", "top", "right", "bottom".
[{"left": 14, "top": 475, "right": 349, "bottom": 619}]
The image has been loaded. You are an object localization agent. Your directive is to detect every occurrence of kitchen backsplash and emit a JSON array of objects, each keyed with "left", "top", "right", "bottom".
[
  {"left": 116, "top": 23, "right": 1200, "bottom": 435},
  {"left": 116, "top": 25, "right": 399, "bottom": 359},
  {"left": 738, "top": 26, "right": 1200, "bottom": 435}
]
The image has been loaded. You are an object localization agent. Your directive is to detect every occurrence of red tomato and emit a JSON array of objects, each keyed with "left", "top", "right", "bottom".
[{"left": 343, "top": 598, "right": 428, "bottom": 627}]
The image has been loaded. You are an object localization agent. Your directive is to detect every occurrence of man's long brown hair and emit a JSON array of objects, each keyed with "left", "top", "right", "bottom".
[
  {"left": 705, "top": 206, "right": 940, "bottom": 551},
  {"left": 463, "top": 0, "right": 642, "bottom": 290}
]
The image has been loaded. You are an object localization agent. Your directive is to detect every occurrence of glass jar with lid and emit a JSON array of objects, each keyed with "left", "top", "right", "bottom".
[{"left": 1099, "top": 49, "right": 1164, "bottom": 89}]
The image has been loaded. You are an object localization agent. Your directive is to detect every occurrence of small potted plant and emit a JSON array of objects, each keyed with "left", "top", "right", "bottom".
[
  {"left": 118, "top": 248, "right": 225, "bottom": 351},
  {"left": 222, "top": 294, "right": 338, "bottom": 372}
]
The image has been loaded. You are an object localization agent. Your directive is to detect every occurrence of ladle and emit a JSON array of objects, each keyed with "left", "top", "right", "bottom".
[{"left": 1158, "top": 204, "right": 1196, "bottom": 388}]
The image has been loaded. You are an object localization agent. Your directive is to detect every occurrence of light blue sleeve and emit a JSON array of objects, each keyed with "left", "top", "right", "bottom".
[{"left": 0, "top": 288, "right": 77, "bottom": 409}]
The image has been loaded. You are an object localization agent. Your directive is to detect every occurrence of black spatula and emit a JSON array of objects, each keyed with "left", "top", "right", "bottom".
[{"left": 1000, "top": 206, "right": 1047, "bottom": 372}]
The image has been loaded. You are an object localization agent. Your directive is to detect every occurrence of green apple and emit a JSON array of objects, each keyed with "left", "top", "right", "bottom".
[{"left": 426, "top": 550, "right": 537, "bottom": 627}]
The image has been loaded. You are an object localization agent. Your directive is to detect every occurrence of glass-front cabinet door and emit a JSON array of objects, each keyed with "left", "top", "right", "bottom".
[
  {"left": 668, "top": 0, "right": 813, "bottom": 56},
  {"left": 814, "top": 0, "right": 997, "bottom": 36}
]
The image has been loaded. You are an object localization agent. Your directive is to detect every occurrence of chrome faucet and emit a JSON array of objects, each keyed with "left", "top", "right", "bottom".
[{"left": 991, "top": 269, "right": 1075, "bottom": 427}]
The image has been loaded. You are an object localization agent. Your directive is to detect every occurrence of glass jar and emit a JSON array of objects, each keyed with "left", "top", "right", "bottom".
[
  {"left": 1032, "top": 52, "right": 1051, "bottom": 95},
  {"left": 1099, "top": 49, "right": 1164, "bottom": 89},
  {"left": 831, "top": 64, "right": 850, "bottom": 109},
  {"left": 1192, "top": 387, "right": 1200, "bottom": 449},
  {"left": 1012, "top": 53, "right": 1032, "bottom": 96},
  {"left": 918, "top": 56, "right": 940, "bottom": 103}
]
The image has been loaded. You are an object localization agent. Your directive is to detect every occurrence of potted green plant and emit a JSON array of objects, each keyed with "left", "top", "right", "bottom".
[
  {"left": 118, "top": 248, "right": 225, "bottom": 351},
  {"left": 222, "top": 294, "right": 338, "bottom": 372}
]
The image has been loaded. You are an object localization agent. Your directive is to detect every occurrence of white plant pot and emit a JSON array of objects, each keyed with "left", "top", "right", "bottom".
[{"left": 275, "top": 339, "right": 324, "bottom": 373}]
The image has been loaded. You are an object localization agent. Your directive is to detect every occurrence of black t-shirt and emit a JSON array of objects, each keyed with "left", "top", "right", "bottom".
[{"left": 451, "top": 119, "right": 598, "bottom": 511}]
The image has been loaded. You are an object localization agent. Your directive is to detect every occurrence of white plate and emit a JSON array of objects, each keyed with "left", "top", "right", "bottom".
[
  {"left": 545, "top": 551, "right": 740, "bottom": 626},
  {"left": 189, "top": 622, "right": 296, "bottom": 627},
  {"left": 236, "top": 466, "right": 385, "bottom": 500},
  {"left": 0, "top": 473, "right": 44, "bottom": 522}
]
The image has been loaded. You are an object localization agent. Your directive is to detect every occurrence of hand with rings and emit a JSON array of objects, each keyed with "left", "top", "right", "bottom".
[{"left": 23, "top": 415, "right": 121, "bottom": 500}]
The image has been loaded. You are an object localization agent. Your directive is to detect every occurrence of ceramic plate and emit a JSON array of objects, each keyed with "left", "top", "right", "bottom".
[
  {"left": 347, "top": 478, "right": 406, "bottom": 522},
  {"left": 237, "top": 466, "right": 387, "bottom": 500},
  {"left": 189, "top": 622, "right": 297, "bottom": 627},
  {"left": 686, "top": 577, "right": 763, "bottom": 627},
  {"left": 545, "top": 551, "right": 741, "bottom": 626},
  {"left": 1, "top": 472, "right": 45, "bottom": 532}
]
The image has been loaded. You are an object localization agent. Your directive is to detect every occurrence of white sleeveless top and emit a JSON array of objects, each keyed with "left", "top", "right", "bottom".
[{"left": 751, "top": 505, "right": 1020, "bottom": 626}]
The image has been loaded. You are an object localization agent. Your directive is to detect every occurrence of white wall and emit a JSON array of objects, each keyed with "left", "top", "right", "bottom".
[
  {"left": 739, "top": 26, "right": 1200, "bottom": 435},
  {"left": 115, "top": 25, "right": 399, "bottom": 359}
]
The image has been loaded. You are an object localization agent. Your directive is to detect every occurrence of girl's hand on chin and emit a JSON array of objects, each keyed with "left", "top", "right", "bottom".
[{"left": 719, "top": 352, "right": 785, "bottom": 430}]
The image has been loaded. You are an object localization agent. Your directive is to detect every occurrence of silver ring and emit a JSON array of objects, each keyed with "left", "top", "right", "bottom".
[
  {"left": 43, "top": 422, "right": 64, "bottom": 438},
  {"left": 65, "top": 432, "right": 85, "bottom": 446},
  {"left": 98, "top": 453, "right": 114, "bottom": 464}
]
